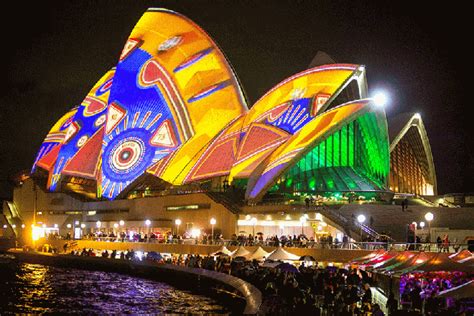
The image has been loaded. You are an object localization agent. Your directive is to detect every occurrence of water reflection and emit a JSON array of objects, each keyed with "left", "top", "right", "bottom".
[{"left": 0, "top": 260, "right": 227, "bottom": 314}]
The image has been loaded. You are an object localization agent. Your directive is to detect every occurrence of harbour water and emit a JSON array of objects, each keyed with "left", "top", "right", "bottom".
[{"left": 0, "top": 255, "right": 228, "bottom": 314}]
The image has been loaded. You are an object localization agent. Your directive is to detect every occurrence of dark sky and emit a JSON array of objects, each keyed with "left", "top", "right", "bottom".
[{"left": 1, "top": 0, "right": 472, "bottom": 198}]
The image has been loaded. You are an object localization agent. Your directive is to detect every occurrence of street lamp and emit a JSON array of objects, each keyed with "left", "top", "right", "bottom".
[
  {"left": 357, "top": 215, "right": 366, "bottom": 242},
  {"left": 299, "top": 215, "right": 307, "bottom": 235},
  {"left": 412, "top": 221, "right": 418, "bottom": 245},
  {"left": 250, "top": 217, "right": 257, "bottom": 236},
  {"left": 96, "top": 221, "right": 101, "bottom": 228},
  {"left": 144, "top": 219, "right": 151, "bottom": 241},
  {"left": 424, "top": 212, "right": 434, "bottom": 243},
  {"left": 210, "top": 218, "right": 216, "bottom": 242},
  {"left": 419, "top": 221, "right": 425, "bottom": 229},
  {"left": 175, "top": 219, "right": 182, "bottom": 235}
]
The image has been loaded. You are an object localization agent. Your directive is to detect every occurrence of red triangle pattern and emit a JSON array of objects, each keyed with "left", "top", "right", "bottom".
[
  {"left": 36, "top": 144, "right": 62, "bottom": 171},
  {"left": 236, "top": 123, "right": 289, "bottom": 162},
  {"left": 187, "top": 137, "right": 237, "bottom": 182},
  {"left": 62, "top": 128, "right": 105, "bottom": 179}
]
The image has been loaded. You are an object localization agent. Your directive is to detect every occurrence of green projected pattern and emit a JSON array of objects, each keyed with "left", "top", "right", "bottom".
[{"left": 273, "top": 112, "right": 389, "bottom": 194}]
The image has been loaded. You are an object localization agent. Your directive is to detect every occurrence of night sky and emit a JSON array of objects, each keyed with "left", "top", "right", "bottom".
[{"left": 1, "top": 0, "right": 472, "bottom": 198}]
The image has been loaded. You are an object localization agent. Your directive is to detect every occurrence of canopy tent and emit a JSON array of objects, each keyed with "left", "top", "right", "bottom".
[
  {"left": 363, "top": 251, "right": 397, "bottom": 267},
  {"left": 300, "top": 255, "right": 316, "bottom": 261},
  {"left": 437, "top": 280, "right": 474, "bottom": 299},
  {"left": 385, "top": 252, "right": 433, "bottom": 274},
  {"left": 210, "top": 245, "right": 234, "bottom": 256},
  {"left": 231, "top": 246, "right": 251, "bottom": 258},
  {"left": 449, "top": 249, "right": 474, "bottom": 263},
  {"left": 351, "top": 249, "right": 387, "bottom": 265},
  {"left": 371, "top": 251, "right": 415, "bottom": 271},
  {"left": 247, "top": 246, "right": 270, "bottom": 261},
  {"left": 401, "top": 253, "right": 474, "bottom": 274},
  {"left": 266, "top": 247, "right": 300, "bottom": 261}
]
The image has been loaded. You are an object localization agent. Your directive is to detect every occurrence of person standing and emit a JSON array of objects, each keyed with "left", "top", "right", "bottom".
[
  {"left": 386, "top": 292, "right": 398, "bottom": 315},
  {"left": 436, "top": 236, "right": 442, "bottom": 252},
  {"left": 442, "top": 234, "right": 450, "bottom": 253}
]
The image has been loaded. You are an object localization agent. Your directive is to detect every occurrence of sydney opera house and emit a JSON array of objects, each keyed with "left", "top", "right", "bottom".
[{"left": 4, "top": 9, "right": 437, "bottom": 241}]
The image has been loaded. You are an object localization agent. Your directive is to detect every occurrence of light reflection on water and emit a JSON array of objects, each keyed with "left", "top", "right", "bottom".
[{"left": 0, "top": 261, "right": 228, "bottom": 314}]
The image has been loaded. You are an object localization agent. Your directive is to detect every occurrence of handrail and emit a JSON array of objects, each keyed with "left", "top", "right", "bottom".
[{"left": 47, "top": 236, "right": 471, "bottom": 253}]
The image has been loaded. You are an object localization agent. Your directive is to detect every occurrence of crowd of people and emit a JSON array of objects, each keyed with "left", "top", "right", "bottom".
[
  {"left": 39, "top": 243, "right": 470, "bottom": 315},
  {"left": 400, "top": 272, "right": 472, "bottom": 315}
]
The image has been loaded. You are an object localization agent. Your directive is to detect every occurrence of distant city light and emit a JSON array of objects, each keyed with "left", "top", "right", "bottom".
[
  {"left": 119, "top": 220, "right": 125, "bottom": 226},
  {"left": 145, "top": 219, "right": 151, "bottom": 226},
  {"left": 96, "top": 221, "right": 102, "bottom": 228},
  {"left": 66, "top": 224, "right": 72, "bottom": 229},
  {"left": 175, "top": 219, "right": 182, "bottom": 226}
]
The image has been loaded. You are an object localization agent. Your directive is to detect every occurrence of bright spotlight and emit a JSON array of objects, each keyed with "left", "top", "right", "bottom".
[
  {"left": 372, "top": 92, "right": 388, "bottom": 107},
  {"left": 357, "top": 214, "right": 366, "bottom": 224}
]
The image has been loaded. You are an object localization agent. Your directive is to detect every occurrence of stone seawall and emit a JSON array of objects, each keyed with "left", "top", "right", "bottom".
[{"left": 10, "top": 250, "right": 262, "bottom": 315}]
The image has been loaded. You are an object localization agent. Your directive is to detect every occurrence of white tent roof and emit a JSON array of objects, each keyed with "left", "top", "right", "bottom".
[
  {"left": 248, "top": 246, "right": 270, "bottom": 261},
  {"left": 266, "top": 247, "right": 300, "bottom": 261},
  {"left": 231, "top": 246, "right": 251, "bottom": 258},
  {"left": 210, "top": 245, "right": 233, "bottom": 256}
]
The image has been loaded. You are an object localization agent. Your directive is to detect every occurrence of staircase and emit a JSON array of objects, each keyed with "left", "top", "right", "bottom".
[
  {"left": 2, "top": 201, "right": 23, "bottom": 238},
  {"left": 205, "top": 191, "right": 243, "bottom": 215},
  {"left": 307, "top": 205, "right": 392, "bottom": 242}
]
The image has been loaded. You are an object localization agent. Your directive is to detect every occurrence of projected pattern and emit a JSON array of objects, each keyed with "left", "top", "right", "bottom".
[
  {"left": 99, "top": 9, "right": 247, "bottom": 199},
  {"left": 33, "top": 8, "right": 390, "bottom": 202},
  {"left": 182, "top": 64, "right": 359, "bottom": 183},
  {"left": 49, "top": 69, "right": 115, "bottom": 191},
  {"left": 32, "top": 107, "right": 78, "bottom": 176}
]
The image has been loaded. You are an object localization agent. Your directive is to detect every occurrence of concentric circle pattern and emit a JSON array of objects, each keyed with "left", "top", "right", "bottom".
[{"left": 102, "top": 129, "right": 155, "bottom": 183}]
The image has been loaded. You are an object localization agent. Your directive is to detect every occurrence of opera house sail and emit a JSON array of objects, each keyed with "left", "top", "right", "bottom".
[{"left": 31, "top": 8, "right": 434, "bottom": 203}]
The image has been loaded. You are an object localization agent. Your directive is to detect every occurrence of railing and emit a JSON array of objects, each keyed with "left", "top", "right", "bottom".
[{"left": 49, "top": 236, "right": 471, "bottom": 253}]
